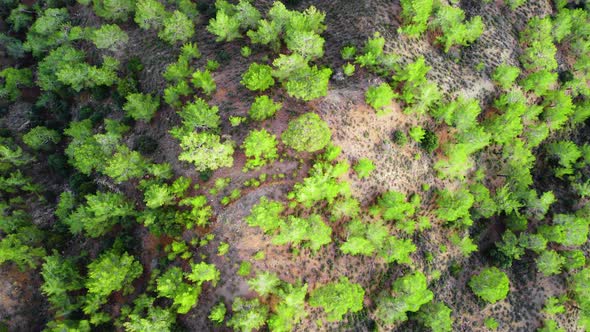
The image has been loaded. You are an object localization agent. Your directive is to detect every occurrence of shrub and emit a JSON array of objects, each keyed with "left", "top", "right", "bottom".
[
  {"left": 492, "top": 64, "right": 520, "bottom": 89},
  {"left": 353, "top": 158, "right": 375, "bottom": 179},
  {"left": 192, "top": 70, "right": 217, "bottom": 95},
  {"left": 375, "top": 271, "right": 433, "bottom": 325},
  {"left": 431, "top": 6, "right": 484, "bottom": 52},
  {"left": 420, "top": 129, "right": 439, "bottom": 153},
  {"left": 178, "top": 132, "right": 234, "bottom": 171},
  {"left": 398, "top": 0, "right": 434, "bottom": 37},
  {"left": 134, "top": 0, "right": 168, "bottom": 30},
  {"left": 208, "top": 10, "right": 241, "bottom": 42},
  {"left": 90, "top": 24, "right": 129, "bottom": 51}
]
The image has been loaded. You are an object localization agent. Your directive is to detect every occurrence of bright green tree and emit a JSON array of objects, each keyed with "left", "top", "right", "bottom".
[
  {"left": 227, "top": 297, "right": 269, "bottom": 332},
  {"left": 246, "top": 197, "right": 285, "bottom": 233},
  {"left": 242, "top": 129, "right": 278, "bottom": 170},
  {"left": 90, "top": 24, "right": 129, "bottom": 51},
  {"left": 123, "top": 93, "right": 160, "bottom": 121},
  {"left": 22, "top": 126, "right": 60, "bottom": 151},
  {"left": 178, "top": 132, "right": 234, "bottom": 171},
  {"left": 469, "top": 267, "right": 510, "bottom": 303},
  {"left": 158, "top": 11, "right": 195, "bottom": 45},
  {"left": 134, "top": 0, "right": 168, "bottom": 30},
  {"left": 398, "top": 0, "right": 434, "bottom": 37},
  {"left": 375, "top": 271, "right": 433, "bottom": 325},
  {"left": 249, "top": 95, "right": 282, "bottom": 121},
  {"left": 241, "top": 63, "right": 275, "bottom": 92},
  {"left": 309, "top": 277, "right": 365, "bottom": 322},
  {"left": 157, "top": 267, "right": 200, "bottom": 314},
  {"left": 281, "top": 113, "right": 331, "bottom": 152},
  {"left": 365, "top": 83, "right": 396, "bottom": 112}
]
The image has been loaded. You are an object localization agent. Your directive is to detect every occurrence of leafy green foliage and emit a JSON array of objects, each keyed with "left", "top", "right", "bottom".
[
  {"left": 416, "top": 301, "right": 453, "bottom": 332},
  {"left": 469, "top": 267, "right": 510, "bottom": 303},
  {"left": 241, "top": 63, "right": 275, "bottom": 92},
  {"left": 208, "top": 10, "right": 241, "bottom": 42},
  {"left": 365, "top": 83, "right": 396, "bottom": 112},
  {"left": 571, "top": 268, "right": 590, "bottom": 330},
  {"left": 546, "top": 141, "right": 581, "bottom": 178},
  {"left": 85, "top": 250, "right": 142, "bottom": 315},
  {"left": 65, "top": 191, "right": 134, "bottom": 237},
  {"left": 536, "top": 250, "right": 565, "bottom": 276},
  {"left": 282, "top": 113, "right": 331, "bottom": 152},
  {"left": 246, "top": 197, "right": 285, "bottom": 233},
  {"left": 249, "top": 95, "right": 282, "bottom": 121},
  {"left": 398, "top": 0, "right": 434, "bottom": 37},
  {"left": 123, "top": 93, "right": 160, "bottom": 121},
  {"left": 90, "top": 0, "right": 135, "bottom": 21},
  {"left": 436, "top": 188, "right": 474, "bottom": 226},
  {"left": 178, "top": 132, "right": 234, "bottom": 171},
  {"left": 209, "top": 302, "right": 226, "bottom": 323},
  {"left": 90, "top": 24, "right": 129, "bottom": 51},
  {"left": 192, "top": 70, "right": 217, "bottom": 95},
  {"left": 290, "top": 160, "right": 349, "bottom": 207},
  {"left": 0, "top": 67, "right": 33, "bottom": 101},
  {"left": 375, "top": 190, "right": 417, "bottom": 221},
  {"left": 431, "top": 5, "right": 484, "bottom": 52},
  {"left": 103, "top": 146, "right": 148, "bottom": 183},
  {"left": 375, "top": 271, "right": 433, "bottom": 325},
  {"left": 242, "top": 129, "right": 278, "bottom": 170},
  {"left": 186, "top": 262, "right": 220, "bottom": 286},
  {"left": 41, "top": 253, "right": 83, "bottom": 314},
  {"left": 272, "top": 214, "right": 332, "bottom": 251},
  {"left": 492, "top": 64, "right": 521, "bottom": 90},
  {"left": 309, "top": 277, "right": 365, "bottom": 322},
  {"left": 157, "top": 267, "right": 200, "bottom": 314},
  {"left": 353, "top": 158, "right": 375, "bottom": 179},
  {"left": 248, "top": 271, "right": 281, "bottom": 296},
  {"left": 158, "top": 10, "right": 195, "bottom": 45},
  {"left": 177, "top": 98, "right": 220, "bottom": 130},
  {"left": 134, "top": 0, "right": 168, "bottom": 30},
  {"left": 22, "top": 126, "right": 60, "bottom": 150},
  {"left": 227, "top": 297, "right": 269, "bottom": 332}
]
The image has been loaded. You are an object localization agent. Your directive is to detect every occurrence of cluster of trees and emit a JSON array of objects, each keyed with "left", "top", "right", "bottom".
[
  {"left": 399, "top": 0, "right": 484, "bottom": 52},
  {"left": 208, "top": 1, "right": 333, "bottom": 101}
]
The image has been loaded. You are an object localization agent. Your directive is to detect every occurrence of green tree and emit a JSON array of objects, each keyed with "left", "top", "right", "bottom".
[
  {"left": 282, "top": 65, "right": 332, "bottom": 101},
  {"left": 209, "top": 302, "right": 226, "bottom": 323},
  {"left": 536, "top": 250, "right": 565, "bottom": 276},
  {"left": 241, "top": 63, "right": 275, "bottom": 92},
  {"left": 208, "top": 10, "right": 241, "bottom": 42},
  {"left": 7, "top": 5, "right": 33, "bottom": 32},
  {"left": 226, "top": 298, "right": 269, "bottom": 331},
  {"left": 353, "top": 158, "right": 375, "bottom": 179},
  {"left": 178, "top": 132, "right": 234, "bottom": 171},
  {"left": 492, "top": 64, "right": 521, "bottom": 89},
  {"left": 375, "top": 271, "right": 433, "bottom": 325},
  {"left": 416, "top": 301, "right": 453, "bottom": 332},
  {"left": 430, "top": 5, "right": 484, "bottom": 52},
  {"left": 248, "top": 271, "right": 281, "bottom": 296},
  {"left": 177, "top": 98, "right": 220, "bottom": 130},
  {"left": 285, "top": 30, "right": 325, "bottom": 60},
  {"left": 22, "top": 126, "right": 60, "bottom": 151},
  {"left": 398, "top": 0, "right": 434, "bottom": 37},
  {"left": 192, "top": 70, "right": 217, "bottom": 95},
  {"left": 157, "top": 267, "right": 200, "bottom": 314},
  {"left": 309, "top": 277, "right": 365, "bottom": 322},
  {"left": 436, "top": 188, "right": 474, "bottom": 225},
  {"left": 158, "top": 11, "right": 195, "bottom": 45},
  {"left": 89, "top": 0, "right": 135, "bottom": 21},
  {"left": 123, "top": 93, "right": 160, "bottom": 121},
  {"left": 242, "top": 129, "right": 278, "bottom": 170},
  {"left": 365, "top": 83, "right": 396, "bottom": 112},
  {"left": 41, "top": 253, "right": 84, "bottom": 313},
  {"left": 281, "top": 113, "right": 331, "bottom": 152},
  {"left": 186, "top": 262, "right": 220, "bottom": 286},
  {"left": 0, "top": 67, "right": 33, "bottom": 102},
  {"left": 90, "top": 24, "right": 129, "bottom": 51},
  {"left": 469, "top": 267, "right": 510, "bottom": 303},
  {"left": 103, "top": 146, "right": 148, "bottom": 183},
  {"left": 249, "top": 95, "right": 282, "bottom": 121},
  {"left": 85, "top": 250, "right": 142, "bottom": 314},
  {"left": 246, "top": 197, "right": 285, "bottom": 234},
  {"left": 134, "top": 0, "right": 168, "bottom": 30},
  {"left": 571, "top": 268, "right": 590, "bottom": 330},
  {"left": 65, "top": 191, "right": 135, "bottom": 237}
]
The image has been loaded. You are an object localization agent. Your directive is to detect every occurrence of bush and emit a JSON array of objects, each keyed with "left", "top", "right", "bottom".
[
  {"left": 392, "top": 130, "right": 408, "bottom": 146},
  {"left": 309, "top": 277, "right": 365, "bottom": 322},
  {"left": 158, "top": 11, "right": 195, "bottom": 45}
]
